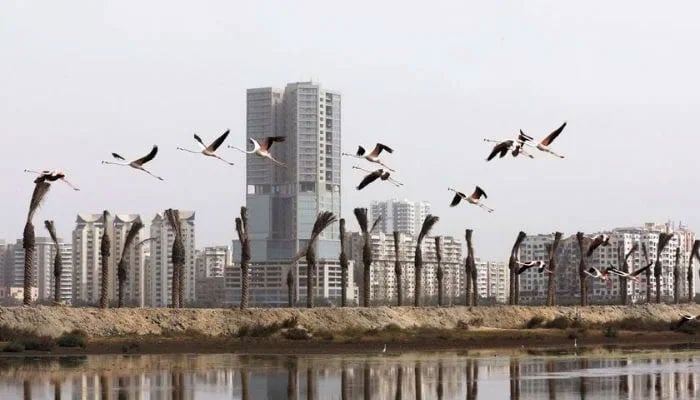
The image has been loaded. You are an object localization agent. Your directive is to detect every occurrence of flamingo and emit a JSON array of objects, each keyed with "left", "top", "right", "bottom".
[
  {"left": 609, "top": 262, "right": 654, "bottom": 283},
  {"left": 583, "top": 266, "right": 610, "bottom": 281},
  {"left": 342, "top": 143, "right": 395, "bottom": 171},
  {"left": 228, "top": 136, "right": 286, "bottom": 166},
  {"left": 24, "top": 169, "right": 80, "bottom": 191},
  {"left": 448, "top": 186, "right": 494, "bottom": 213},
  {"left": 586, "top": 234, "right": 611, "bottom": 257},
  {"left": 352, "top": 165, "right": 402, "bottom": 190},
  {"left": 521, "top": 122, "right": 567, "bottom": 158},
  {"left": 485, "top": 131, "right": 535, "bottom": 161},
  {"left": 177, "top": 130, "right": 234, "bottom": 165},
  {"left": 515, "top": 260, "right": 551, "bottom": 275},
  {"left": 101, "top": 145, "right": 164, "bottom": 180},
  {"left": 353, "top": 166, "right": 402, "bottom": 190},
  {"left": 676, "top": 314, "right": 700, "bottom": 328}
]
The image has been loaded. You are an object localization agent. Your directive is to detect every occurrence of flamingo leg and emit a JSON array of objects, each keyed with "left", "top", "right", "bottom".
[
  {"left": 377, "top": 161, "right": 395, "bottom": 172},
  {"left": 478, "top": 203, "right": 494, "bottom": 213},
  {"left": 139, "top": 168, "right": 164, "bottom": 181},
  {"left": 23, "top": 169, "right": 41, "bottom": 175},
  {"left": 101, "top": 161, "right": 129, "bottom": 166},
  {"left": 352, "top": 165, "right": 373, "bottom": 174},
  {"left": 213, "top": 155, "right": 235, "bottom": 166},
  {"left": 228, "top": 145, "right": 254, "bottom": 154},
  {"left": 267, "top": 155, "right": 286, "bottom": 167},
  {"left": 60, "top": 178, "right": 80, "bottom": 191},
  {"left": 176, "top": 147, "right": 200, "bottom": 154}
]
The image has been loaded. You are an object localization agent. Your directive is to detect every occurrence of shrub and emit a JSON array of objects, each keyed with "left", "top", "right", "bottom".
[
  {"left": 2, "top": 342, "right": 25, "bottom": 353},
  {"left": 0, "top": 325, "right": 34, "bottom": 341},
  {"left": 20, "top": 336, "right": 55, "bottom": 351},
  {"left": 383, "top": 323, "right": 402, "bottom": 332},
  {"left": 526, "top": 316, "right": 545, "bottom": 329},
  {"left": 282, "top": 316, "right": 299, "bottom": 329},
  {"left": 58, "top": 333, "right": 88, "bottom": 348},
  {"left": 469, "top": 317, "right": 484, "bottom": 328},
  {"left": 545, "top": 316, "right": 572, "bottom": 330},
  {"left": 236, "top": 325, "right": 250, "bottom": 337},
  {"left": 237, "top": 323, "right": 282, "bottom": 338},
  {"left": 456, "top": 320, "right": 470, "bottom": 330},
  {"left": 69, "top": 329, "right": 88, "bottom": 337},
  {"left": 603, "top": 325, "right": 618, "bottom": 338}
]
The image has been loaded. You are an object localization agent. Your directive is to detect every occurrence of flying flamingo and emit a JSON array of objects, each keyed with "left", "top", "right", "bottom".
[
  {"left": 608, "top": 262, "right": 654, "bottom": 283},
  {"left": 228, "top": 136, "right": 286, "bottom": 166},
  {"left": 584, "top": 266, "right": 610, "bottom": 281},
  {"left": 177, "top": 130, "right": 235, "bottom": 165},
  {"left": 515, "top": 260, "right": 552, "bottom": 275},
  {"left": 521, "top": 122, "right": 567, "bottom": 158},
  {"left": 448, "top": 186, "right": 494, "bottom": 213},
  {"left": 101, "top": 145, "right": 164, "bottom": 180},
  {"left": 484, "top": 132, "right": 535, "bottom": 161},
  {"left": 342, "top": 143, "right": 395, "bottom": 171},
  {"left": 352, "top": 166, "right": 402, "bottom": 190},
  {"left": 352, "top": 165, "right": 403, "bottom": 190},
  {"left": 586, "top": 234, "right": 611, "bottom": 257},
  {"left": 676, "top": 314, "right": 700, "bottom": 328},
  {"left": 23, "top": 169, "right": 80, "bottom": 191}
]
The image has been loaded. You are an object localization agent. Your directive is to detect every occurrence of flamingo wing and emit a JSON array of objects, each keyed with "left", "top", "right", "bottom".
[
  {"left": 630, "top": 262, "right": 654, "bottom": 277},
  {"left": 357, "top": 171, "right": 382, "bottom": 190},
  {"left": 262, "top": 136, "right": 286, "bottom": 151},
  {"left": 472, "top": 186, "right": 487, "bottom": 200},
  {"left": 370, "top": 143, "right": 394, "bottom": 157},
  {"left": 487, "top": 141, "right": 512, "bottom": 161},
  {"left": 112, "top": 153, "right": 126, "bottom": 161},
  {"left": 207, "top": 130, "right": 230, "bottom": 152},
  {"left": 133, "top": 145, "right": 158, "bottom": 166},
  {"left": 540, "top": 122, "right": 567, "bottom": 146},
  {"left": 449, "top": 192, "right": 463, "bottom": 207}
]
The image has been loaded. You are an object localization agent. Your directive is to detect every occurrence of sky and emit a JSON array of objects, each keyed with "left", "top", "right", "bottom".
[{"left": 1, "top": 1, "right": 699, "bottom": 259}]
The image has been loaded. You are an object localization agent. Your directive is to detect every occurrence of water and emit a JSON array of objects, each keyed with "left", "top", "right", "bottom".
[{"left": 1, "top": 349, "right": 699, "bottom": 399}]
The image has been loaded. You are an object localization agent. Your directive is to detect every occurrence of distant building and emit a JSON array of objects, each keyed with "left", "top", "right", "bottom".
[
  {"left": 518, "top": 221, "right": 696, "bottom": 304},
  {"left": 11, "top": 237, "right": 72, "bottom": 304},
  {"left": 72, "top": 213, "right": 145, "bottom": 306},
  {"left": 242, "top": 82, "right": 341, "bottom": 261},
  {"left": 369, "top": 199, "right": 431, "bottom": 236},
  {"left": 347, "top": 232, "right": 463, "bottom": 305},
  {"left": 225, "top": 260, "right": 356, "bottom": 307},
  {"left": 196, "top": 246, "right": 231, "bottom": 278},
  {"left": 146, "top": 211, "right": 196, "bottom": 307},
  {"left": 0, "top": 240, "right": 16, "bottom": 289},
  {"left": 194, "top": 276, "right": 227, "bottom": 307},
  {"left": 475, "top": 259, "right": 509, "bottom": 304}
]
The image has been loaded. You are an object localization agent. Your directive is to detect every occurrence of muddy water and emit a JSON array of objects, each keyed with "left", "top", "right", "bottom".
[{"left": 0, "top": 348, "right": 698, "bottom": 399}]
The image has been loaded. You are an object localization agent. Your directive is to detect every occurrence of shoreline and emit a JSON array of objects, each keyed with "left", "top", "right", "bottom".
[{"left": 2, "top": 328, "right": 698, "bottom": 357}]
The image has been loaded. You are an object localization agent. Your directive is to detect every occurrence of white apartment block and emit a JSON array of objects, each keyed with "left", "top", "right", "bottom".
[
  {"left": 146, "top": 211, "right": 196, "bottom": 307},
  {"left": 475, "top": 259, "right": 509, "bottom": 304},
  {"left": 196, "top": 246, "right": 231, "bottom": 278},
  {"left": 518, "top": 222, "right": 696, "bottom": 304},
  {"left": 347, "top": 232, "right": 463, "bottom": 305},
  {"left": 72, "top": 213, "right": 146, "bottom": 306},
  {"left": 369, "top": 199, "right": 431, "bottom": 237},
  {"left": 11, "top": 237, "right": 72, "bottom": 304},
  {"left": 225, "top": 259, "right": 357, "bottom": 307}
]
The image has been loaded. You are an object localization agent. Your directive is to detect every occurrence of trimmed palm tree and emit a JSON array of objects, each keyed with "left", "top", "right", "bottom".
[
  {"left": 618, "top": 242, "right": 638, "bottom": 305},
  {"left": 576, "top": 232, "right": 589, "bottom": 306},
  {"left": 235, "top": 207, "right": 251, "bottom": 310},
  {"left": 546, "top": 232, "right": 563, "bottom": 306},
  {"left": 44, "top": 220, "right": 61, "bottom": 304},
  {"left": 465, "top": 229, "right": 477, "bottom": 306},
  {"left": 117, "top": 220, "right": 144, "bottom": 308},
  {"left": 165, "top": 209, "right": 185, "bottom": 308},
  {"left": 99, "top": 210, "right": 111, "bottom": 309},
  {"left": 286, "top": 267, "right": 295, "bottom": 307},
  {"left": 673, "top": 247, "right": 681, "bottom": 304},
  {"left": 689, "top": 240, "right": 700, "bottom": 303},
  {"left": 435, "top": 236, "right": 443, "bottom": 306},
  {"left": 642, "top": 243, "right": 651, "bottom": 302},
  {"left": 654, "top": 232, "right": 673, "bottom": 304},
  {"left": 339, "top": 219, "right": 349, "bottom": 307},
  {"left": 508, "top": 231, "right": 526, "bottom": 305},
  {"left": 305, "top": 211, "right": 337, "bottom": 308},
  {"left": 393, "top": 231, "right": 403, "bottom": 306},
  {"left": 354, "top": 208, "right": 373, "bottom": 307},
  {"left": 414, "top": 215, "right": 439, "bottom": 307},
  {"left": 23, "top": 181, "right": 51, "bottom": 305}
]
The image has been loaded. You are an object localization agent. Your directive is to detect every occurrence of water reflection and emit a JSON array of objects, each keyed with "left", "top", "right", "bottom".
[{"left": 1, "top": 351, "right": 700, "bottom": 399}]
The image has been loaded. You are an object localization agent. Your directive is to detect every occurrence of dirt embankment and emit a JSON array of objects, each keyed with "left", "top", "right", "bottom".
[{"left": 0, "top": 304, "right": 698, "bottom": 338}]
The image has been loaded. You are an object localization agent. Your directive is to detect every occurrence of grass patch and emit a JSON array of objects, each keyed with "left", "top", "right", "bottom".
[
  {"left": 2, "top": 342, "right": 25, "bottom": 353},
  {"left": 237, "top": 322, "right": 282, "bottom": 338},
  {"left": 0, "top": 325, "right": 35, "bottom": 341},
  {"left": 58, "top": 331, "right": 88, "bottom": 348},
  {"left": 545, "top": 316, "right": 573, "bottom": 330},
  {"left": 383, "top": 323, "right": 402, "bottom": 332},
  {"left": 19, "top": 336, "right": 55, "bottom": 351},
  {"left": 526, "top": 316, "right": 545, "bottom": 329},
  {"left": 281, "top": 316, "right": 299, "bottom": 329}
]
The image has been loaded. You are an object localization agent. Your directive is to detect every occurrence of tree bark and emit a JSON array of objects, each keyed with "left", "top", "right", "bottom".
[
  {"left": 393, "top": 231, "right": 402, "bottom": 307},
  {"left": 236, "top": 207, "right": 251, "bottom": 310},
  {"left": 618, "top": 243, "right": 627, "bottom": 306},
  {"left": 100, "top": 211, "right": 111, "bottom": 309},
  {"left": 576, "top": 232, "right": 589, "bottom": 307},
  {"left": 642, "top": 243, "right": 652, "bottom": 304},
  {"left": 655, "top": 233, "right": 673, "bottom": 304},
  {"left": 465, "top": 229, "right": 476, "bottom": 306},
  {"left": 673, "top": 247, "right": 681, "bottom": 304},
  {"left": 362, "top": 230, "right": 372, "bottom": 307},
  {"left": 23, "top": 223, "right": 34, "bottom": 306},
  {"left": 435, "top": 237, "right": 443, "bottom": 307},
  {"left": 546, "top": 232, "right": 563, "bottom": 306},
  {"left": 508, "top": 232, "right": 527, "bottom": 305},
  {"left": 286, "top": 267, "right": 295, "bottom": 307},
  {"left": 117, "top": 260, "right": 126, "bottom": 308},
  {"left": 414, "top": 245, "right": 423, "bottom": 307},
  {"left": 339, "top": 219, "right": 349, "bottom": 307},
  {"left": 689, "top": 240, "right": 700, "bottom": 303}
]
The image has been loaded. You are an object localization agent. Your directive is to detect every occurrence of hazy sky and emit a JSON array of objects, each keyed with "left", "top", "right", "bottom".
[{"left": 2, "top": 1, "right": 699, "bottom": 259}]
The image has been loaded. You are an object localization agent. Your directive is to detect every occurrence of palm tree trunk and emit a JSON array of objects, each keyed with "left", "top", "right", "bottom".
[
  {"left": 468, "top": 231, "right": 478, "bottom": 306},
  {"left": 414, "top": 246, "right": 423, "bottom": 307},
  {"left": 53, "top": 253, "right": 61, "bottom": 304},
  {"left": 23, "top": 222, "right": 35, "bottom": 306},
  {"left": 508, "top": 232, "right": 526, "bottom": 305},
  {"left": 306, "top": 247, "right": 316, "bottom": 308},
  {"left": 655, "top": 233, "right": 673, "bottom": 304},
  {"left": 236, "top": 207, "right": 251, "bottom": 310},
  {"left": 100, "top": 211, "right": 111, "bottom": 309},
  {"left": 362, "top": 232, "right": 372, "bottom": 307},
  {"left": 642, "top": 243, "right": 651, "bottom": 303},
  {"left": 117, "top": 260, "right": 126, "bottom": 308},
  {"left": 465, "top": 229, "right": 474, "bottom": 306},
  {"left": 339, "top": 219, "right": 349, "bottom": 307},
  {"left": 673, "top": 247, "right": 681, "bottom": 304},
  {"left": 576, "top": 232, "right": 589, "bottom": 306},
  {"left": 287, "top": 267, "right": 295, "bottom": 307},
  {"left": 393, "top": 231, "right": 402, "bottom": 307},
  {"left": 435, "top": 237, "right": 443, "bottom": 307},
  {"left": 618, "top": 243, "right": 627, "bottom": 306},
  {"left": 178, "top": 258, "right": 185, "bottom": 308},
  {"left": 171, "top": 263, "right": 180, "bottom": 308},
  {"left": 546, "top": 232, "right": 563, "bottom": 306},
  {"left": 689, "top": 240, "right": 700, "bottom": 303}
]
